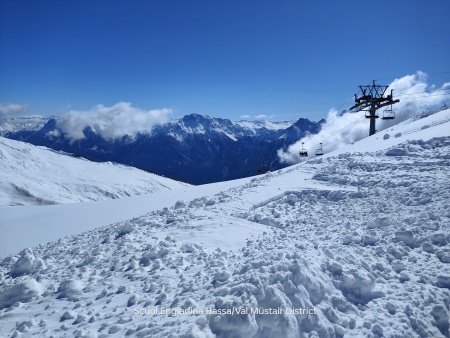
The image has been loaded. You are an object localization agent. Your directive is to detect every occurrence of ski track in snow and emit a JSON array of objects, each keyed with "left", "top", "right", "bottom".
[{"left": 0, "top": 110, "right": 450, "bottom": 337}]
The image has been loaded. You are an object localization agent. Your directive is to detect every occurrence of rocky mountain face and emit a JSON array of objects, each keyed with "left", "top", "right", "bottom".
[{"left": 2, "top": 114, "right": 323, "bottom": 184}]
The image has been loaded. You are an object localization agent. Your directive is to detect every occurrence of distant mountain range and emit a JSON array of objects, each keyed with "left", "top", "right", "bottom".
[{"left": 1, "top": 114, "right": 324, "bottom": 184}]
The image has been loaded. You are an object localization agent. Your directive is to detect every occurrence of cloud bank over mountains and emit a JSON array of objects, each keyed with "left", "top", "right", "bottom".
[
  {"left": 277, "top": 71, "right": 450, "bottom": 164},
  {"left": 56, "top": 102, "right": 172, "bottom": 140},
  {"left": 0, "top": 103, "right": 29, "bottom": 119},
  {"left": 2, "top": 72, "right": 448, "bottom": 152}
]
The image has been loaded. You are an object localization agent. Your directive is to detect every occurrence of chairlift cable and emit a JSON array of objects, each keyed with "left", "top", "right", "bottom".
[
  {"left": 309, "top": 115, "right": 365, "bottom": 150},
  {"left": 394, "top": 91, "right": 450, "bottom": 101},
  {"left": 394, "top": 88, "right": 450, "bottom": 98},
  {"left": 297, "top": 96, "right": 356, "bottom": 150},
  {"left": 300, "top": 114, "right": 365, "bottom": 158}
]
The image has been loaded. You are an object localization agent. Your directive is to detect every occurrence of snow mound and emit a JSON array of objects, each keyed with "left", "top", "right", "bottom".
[
  {"left": 0, "top": 277, "right": 44, "bottom": 309},
  {"left": 56, "top": 280, "right": 85, "bottom": 301},
  {"left": 9, "top": 248, "right": 47, "bottom": 277}
]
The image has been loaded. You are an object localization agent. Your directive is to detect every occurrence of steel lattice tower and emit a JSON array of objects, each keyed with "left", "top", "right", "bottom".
[{"left": 350, "top": 80, "right": 400, "bottom": 136}]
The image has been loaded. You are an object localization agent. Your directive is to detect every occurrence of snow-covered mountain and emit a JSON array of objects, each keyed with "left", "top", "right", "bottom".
[
  {"left": 0, "top": 137, "right": 189, "bottom": 206},
  {"left": 0, "top": 115, "right": 49, "bottom": 134},
  {"left": 0, "top": 108, "right": 449, "bottom": 337},
  {"left": 2, "top": 114, "right": 323, "bottom": 184}
]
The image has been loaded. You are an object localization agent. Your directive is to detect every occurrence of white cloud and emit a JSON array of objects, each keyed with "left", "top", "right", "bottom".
[
  {"left": 57, "top": 102, "right": 172, "bottom": 140},
  {"left": 45, "top": 129, "right": 61, "bottom": 139},
  {"left": 240, "top": 114, "right": 276, "bottom": 120},
  {"left": 0, "top": 103, "right": 29, "bottom": 119},
  {"left": 389, "top": 71, "right": 450, "bottom": 118},
  {"left": 278, "top": 71, "right": 450, "bottom": 164}
]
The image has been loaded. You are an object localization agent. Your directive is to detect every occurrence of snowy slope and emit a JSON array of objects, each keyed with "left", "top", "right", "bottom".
[
  {"left": 0, "top": 137, "right": 190, "bottom": 206},
  {"left": 0, "top": 109, "right": 449, "bottom": 337},
  {"left": 235, "top": 119, "right": 295, "bottom": 134},
  {"left": 0, "top": 177, "right": 254, "bottom": 258}
]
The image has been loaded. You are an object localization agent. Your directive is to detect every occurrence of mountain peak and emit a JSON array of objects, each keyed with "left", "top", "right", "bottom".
[{"left": 181, "top": 113, "right": 211, "bottom": 122}]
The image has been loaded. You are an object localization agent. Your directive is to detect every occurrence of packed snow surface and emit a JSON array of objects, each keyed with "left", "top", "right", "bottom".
[
  {"left": 0, "top": 178, "right": 253, "bottom": 257},
  {"left": 0, "top": 109, "right": 449, "bottom": 337},
  {"left": 0, "top": 136, "right": 190, "bottom": 206}
]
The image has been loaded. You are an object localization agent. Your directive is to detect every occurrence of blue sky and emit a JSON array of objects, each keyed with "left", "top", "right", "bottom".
[{"left": 1, "top": 0, "right": 449, "bottom": 121}]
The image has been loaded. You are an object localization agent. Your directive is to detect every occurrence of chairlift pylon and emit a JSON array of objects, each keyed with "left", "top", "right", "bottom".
[
  {"left": 299, "top": 142, "right": 308, "bottom": 157},
  {"left": 315, "top": 143, "right": 324, "bottom": 156}
]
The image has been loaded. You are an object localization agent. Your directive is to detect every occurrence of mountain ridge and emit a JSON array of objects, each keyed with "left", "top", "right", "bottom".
[{"left": 1, "top": 114, "right": 324, "bottom": 184}]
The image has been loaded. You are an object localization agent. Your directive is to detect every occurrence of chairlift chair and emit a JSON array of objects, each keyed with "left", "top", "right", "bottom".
[
  {"left": 365, "top": 111, "right": 379, "bottom": 119},
  {"left": 299, "top": 142, "right": 308, "bottom": 157},
  {"left": 381, "top": 107, "right": 395, "bottom": 120},
  {"left": 315, "top": 143, "right": 324, "bottom": 156}
]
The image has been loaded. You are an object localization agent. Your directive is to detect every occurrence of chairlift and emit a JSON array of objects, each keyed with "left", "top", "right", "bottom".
[
  {"left": 365, "top": 111, "right": 379, "bottom": 119},
  {"left": 299, "top": 142, "right": 308, "bottom": 157},
  {"left": 315, "top": 143, "right": 324, "bottom": 156},
  {"left": 381, "top": 107, "right": 395, "bottom": 120}
]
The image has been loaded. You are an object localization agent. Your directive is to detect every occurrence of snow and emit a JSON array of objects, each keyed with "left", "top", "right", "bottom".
[
  {"left": 0, "top": 276, "right": 44, "bottom": 310},
  {"left": 0, "top": 178, "right": 253, "bottom": 257},
  {"left": 0, "top": 116, "right": 50, "bottom": 134},
  {"left": 0, "top": 136, "right": 190, "bottom": 206},
  {"left": 328, "top": 107, "right": 450, "bottom": 156},
  {"left": 0, "top": 108, "right": 450, "bottom": 337},
  {"left": 236, "top": 120, "right": 294, "bottom": 133}
]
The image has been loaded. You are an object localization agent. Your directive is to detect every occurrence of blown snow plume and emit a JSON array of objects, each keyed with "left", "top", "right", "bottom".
[
  {"left": 389, "top": 71, "right": 450, "bottom": 116},
  {"left": 278, "top": 71, "right": 450, "bottom": 164},
  {"left": 55, "top": 102, "right": 172, "bottom": 140}
]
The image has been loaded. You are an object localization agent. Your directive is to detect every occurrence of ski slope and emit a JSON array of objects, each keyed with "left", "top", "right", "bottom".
[
  {"left": 0, "top": 136, "right": 190, "bottom": 206},
  {"left": 0, "top": 108, "right": 449, "bottom": 337},
  {"left": 0, "top": 177, "right": 253, "bottom": 258}
]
